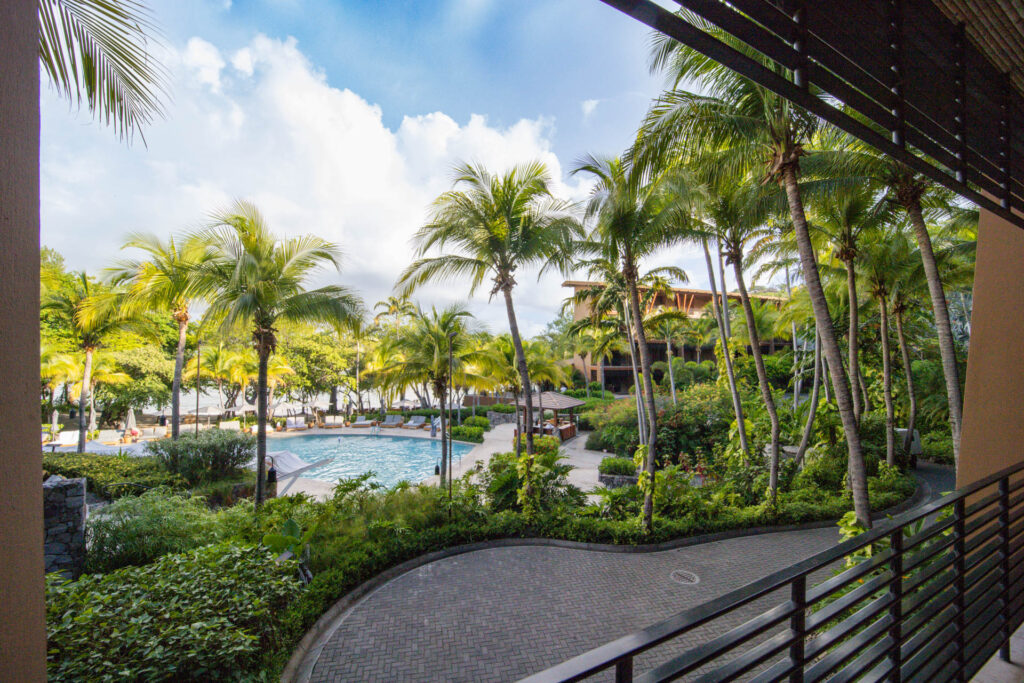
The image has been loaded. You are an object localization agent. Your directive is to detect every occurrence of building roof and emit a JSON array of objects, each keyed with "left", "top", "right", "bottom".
[
  {"left": 561, "top": 280, "right": 786, "bottom": 302},
  {"left": 932, "top": 1, "right": 1024, "bottom": 99}
]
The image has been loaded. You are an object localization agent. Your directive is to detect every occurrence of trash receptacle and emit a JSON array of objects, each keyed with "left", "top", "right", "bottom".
[{"left": 158, "top": 415, "right": 166, "bottom": 426}]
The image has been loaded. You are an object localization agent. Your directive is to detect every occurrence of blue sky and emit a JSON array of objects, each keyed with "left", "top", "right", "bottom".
[{"left": 40, "top": 0, "right": 715, "bottom": 335}]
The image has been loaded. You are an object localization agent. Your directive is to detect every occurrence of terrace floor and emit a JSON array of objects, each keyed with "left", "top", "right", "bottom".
[{"left": 293, "top": 462, "right": 955, "bottom": 682}]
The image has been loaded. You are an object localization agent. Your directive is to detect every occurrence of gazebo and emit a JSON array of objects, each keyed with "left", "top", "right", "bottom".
[{"left": 515, "top": 391, "right": 586, "bottom": 441}]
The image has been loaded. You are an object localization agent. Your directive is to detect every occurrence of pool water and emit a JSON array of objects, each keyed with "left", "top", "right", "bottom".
[{"left": 275, "top": 434, "right": 475, "bottom": 488}]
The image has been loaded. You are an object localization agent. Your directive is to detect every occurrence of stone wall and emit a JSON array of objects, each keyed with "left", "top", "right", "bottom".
[
  {"left": 486, "top": 410, "right": 517, "bottom": 427},
  {"left": 43, "top": 476, "right": 86, "bottom": 579}
]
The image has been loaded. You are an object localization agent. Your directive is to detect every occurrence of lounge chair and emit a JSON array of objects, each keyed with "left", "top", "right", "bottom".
[
  {"left": 55, "top": 431, "right": 78, "bottom": 447},
  {"left": 322, "top": 415, "right": 343, "bottom": 428},
  {"left": 137, "top": 426, "right": 166, "bottom": 440},
  {"left": 285, "top": 416, "right": 307, "bottom": 431},
  {"left": 401, "top": 415, "right": 426, "bottom": 430},
  {"left": 96, "top": 429, "right": 122, "bottom": 445},
  {"left": 350, "top": 415, "right": 375, "bottom": 428},
  {"left": 219, "top": 420, "right": 241, "bottom": 432},
  {"left": 380, "top": 414, "right": 404, "bottom": 428}
]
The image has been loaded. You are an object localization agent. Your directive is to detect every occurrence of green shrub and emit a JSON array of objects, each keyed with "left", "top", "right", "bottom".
[
  {"left": 795, "top": 452, "right": 848, "bottom": 491},
  {"left": 451, "top": 425, "right": 484, "bottom": 443},
  {"left": 486, "top": 403, "right": 516, "bottom": 414},
  {"left": 656, "top": 383, "right": 734, "bottom": 466},
  {"left": 585, "top": 430, "right": 606, "bottom": 450},
  {"left": 146, "top": 430, "right": 254, "bottom": 485},
  {"left": 598, "top": 457, "right": 637, "bottom": 476},
  {"left": 512, "top": 434, "right": 560, "bottom": 457},
  {"left": 42, "top": 452, "right": 180, "bottom": 499},
  {"left": 921, "top": 431, "right": 954, "bottom": 465},
  {"left": 85, "top": 490, "right": 253, "bottom": 573},
  {"left": 481, "top": 450, "right": 585, "bottom": 513},
  {"left": 47, "top": 543, "right": 301, "bottom": 681},
  {"left": 463, "top": 415, "right": 490, "bottom": 430}
]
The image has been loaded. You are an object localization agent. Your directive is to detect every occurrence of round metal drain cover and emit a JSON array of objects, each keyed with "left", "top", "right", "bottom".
[{"left": 670, "top": 569, "right": 700, "bottom": 586}]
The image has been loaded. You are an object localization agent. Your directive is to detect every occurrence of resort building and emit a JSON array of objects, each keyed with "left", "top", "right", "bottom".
[{"left": 563, "top": 280, "right": 788, "bottom": 392}]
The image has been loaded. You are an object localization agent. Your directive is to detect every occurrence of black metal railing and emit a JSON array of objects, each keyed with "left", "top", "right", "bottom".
[{"left": 521, "top": 462, "right": 1024, "bottom": 682}]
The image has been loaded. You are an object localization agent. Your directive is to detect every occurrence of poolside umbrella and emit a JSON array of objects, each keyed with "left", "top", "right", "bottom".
[
  {"left": 50, "top": 410, "right": 59, "bottom": 436},
  {"left": 124, "top": 408, "right": 136, "bottom": 436}
]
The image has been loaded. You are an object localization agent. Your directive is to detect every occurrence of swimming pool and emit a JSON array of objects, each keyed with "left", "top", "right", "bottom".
[{"left": 273, "top": 434, "right": 475, "bottom": 488}]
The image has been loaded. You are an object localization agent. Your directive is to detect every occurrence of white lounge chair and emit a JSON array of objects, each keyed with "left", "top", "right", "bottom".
[
  {"left": 96, "top": 429, "right": 122, "bottom": 445},
  {"left": 350, "top": 415, "right": 375, "bottom": 428},
  {"left": 219, "top": 420, "right": 241, "bottom": 432},
  {"left": 136, "top": 426, "right": 165, "bottom": 440},
  {"left": 285, "top": 416, "right": 307, "bottom": 431},
  {"left": 55, "top": 431, "right": 78, "bottom": 447},
  {"left": 380, "top": 414, "right": 404, "bottom": 428},
  {"left": 322, "top": 415, "right": 343, "bottom": 428},
  {"left": 401, "top": 415, "right": 426, "bottom": 430}
]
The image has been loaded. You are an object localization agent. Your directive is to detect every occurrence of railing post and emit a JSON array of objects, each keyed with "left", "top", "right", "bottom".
[
  {"left": 615, "top": 656, "right": 633, "bottom": 683},
  {"left": 889, "top": 528, "right": 904, "bottom": 682},
  {"left": 954, "top": 498, "right": 967, "bottom": 681},
  {"left": 1000, "top": 477, "right": 1012, "bottom": 662},
  {"left": 790, "top": 576, "right": 806, "bottom": 683}
]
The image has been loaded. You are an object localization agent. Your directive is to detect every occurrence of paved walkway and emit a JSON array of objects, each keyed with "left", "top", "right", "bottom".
[{"left": 298, "top": 463, "right": 954, "bottom": 682}]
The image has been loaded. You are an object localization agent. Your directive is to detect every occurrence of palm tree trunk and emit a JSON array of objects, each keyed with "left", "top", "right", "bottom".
[
  {"left": 781, "top": 164, "right": 870, "bottom": 527},
  {"left": 666, "top": 339, "right": 677, "bottom": 405},
  {"left": 513, "top": 390, "right": 522, "bottom": 459},
  {"left": 77, "top": 348, "right": 94, "bottom": 453},
  {"left": 717, "top": 239, "right": 732, "bottom": 338},
  {"left": 599, "top": 359, "right": 605, "bottom": 396},
  {"left": 255, "top": 346, "right": 269, "bottom": 508},
  {"left": 879, "top": 295, "right": 896, "bottom": 466},
  {"left": 895, "top": 307, "right": 918, "bottom": 463},
  {"left": 845, "top": 261, "right": 862, "bottom": 426},
  {"left": 171, "top": 316, "right": 187, "bottom": 440},
  {"left": 733, "top": 255, "right": 781, "bottom": 502},
  {"left": 582, "top": 354, "right": 591, "bottom": 398},
  {"left": 703, "top": 240, "right": 748, "bottom": 455},
  {"left": 502, "top": 286, "right": 536, "bottom": 507},
  {"left": 625, "top": 264, "right": 658, "bottom": 532},
  {"left": 439, "top": 384, "right": 448, "bottom": 488},
  {"left": 795, "top": 328, "right": 822, "bottom": 467},
  {"left": 858, "top": 368, "right": 872, "bottom": 415},
  {"left": 785, "top": 265, "right": 802, "bottom": 408},
  {"left": 622, "top": 303, "right": 647, "bottom": 445},
  {"left": 822, "top": 354, "right": 832, "bottom": 402},
  {"left": 905, "top": 202, "right": 963, "bottom": 470}
]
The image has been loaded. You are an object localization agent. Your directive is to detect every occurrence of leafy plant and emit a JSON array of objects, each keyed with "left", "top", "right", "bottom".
[
  {"left": 42, "top": 452, "right": 180, "bottom": 499},
  {"left": 451, "top": 425, "right": 484, "bottom": 443},
  {"left": 598, "top": 457, "right": 637, "bottom": 476},
  {"left": 146, "top": 429, "right": 255, "bottom": 485},
  {"left": 462, "top": 415, "right": 491, "bottom": 430},
  {"left": 47, "top": 543, "right": 301, "bottom": 681}
]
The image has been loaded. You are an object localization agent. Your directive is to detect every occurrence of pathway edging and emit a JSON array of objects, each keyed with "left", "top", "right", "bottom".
[{"left": 281, "top": 474, "right": 930, "bottom": 682}]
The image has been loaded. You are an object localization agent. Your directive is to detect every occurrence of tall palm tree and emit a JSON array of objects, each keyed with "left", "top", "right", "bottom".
[
  {"left": 43, "top": 273, "right": 137, "bottom": 451},
  {"left": 183, "top": 342, "right": 233, "bottom": 411},
  {"left": 685, "top": 311, "right": 718, "bottom": 364},
  {"left": 572, "top": 155, "right": 697, "bottom": 530},
  {"left": 643, "top": 15, "right": 870, "bottom": 525},
  {"left": 66, "top": 351, "right": 131, "bottom": 430},
  {"left": 809, "top": 187, "right": 895, "bottom": 424},
  {"left": 397, "top": 162, "right": 581, "bottom": 480},
  {"left": 813, "top": 133, "right": 966, "bottom": 471},
  {"left": 107, "top": 233, "right": 211, "bottom": 439},
  {"left": 39, "top": 0, "right": 168, "bottom": 142},
  {"left": 197, "top": 200, "right": 361, "bottom": 507},
  {"left": 644, "top": 308, "right": 688, "bottom": 405},
  {"left": 398, "top": 304, "right": 482, "bottom": 487}
]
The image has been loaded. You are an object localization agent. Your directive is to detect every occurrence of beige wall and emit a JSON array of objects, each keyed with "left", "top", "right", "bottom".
[
  {"left": 0, "top": 1, "right": 46, "bottom": 679},
  {"left": 958, "top": 208, "right": 1024, "bottom": 488}
]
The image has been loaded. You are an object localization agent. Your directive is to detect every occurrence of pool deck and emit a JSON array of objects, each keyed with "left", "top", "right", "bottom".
[{"left": 267, "top": 423, "right": 606, "bottom": 500}]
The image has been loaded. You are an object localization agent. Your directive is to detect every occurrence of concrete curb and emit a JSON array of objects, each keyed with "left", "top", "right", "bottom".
[{"left": 281, "top": 478, "right": 929, "bottom": 682}]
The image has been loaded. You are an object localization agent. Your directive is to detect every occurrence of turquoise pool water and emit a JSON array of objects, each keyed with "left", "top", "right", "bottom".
[{"left": 274, "top": 434, "right": 475, "bottom": 488}]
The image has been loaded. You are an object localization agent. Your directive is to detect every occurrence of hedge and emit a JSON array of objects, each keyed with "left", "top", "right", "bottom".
[{"left": 42, "top": 452, "right": 182, "bottom": 499}]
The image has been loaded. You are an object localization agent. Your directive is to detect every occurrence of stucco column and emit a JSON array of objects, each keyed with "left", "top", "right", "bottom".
[
  {"left": 0, "top": 1, "right": 46, "bottom": 680},
  {"left": 958, "top": 208, "right": 1024, "bottom": 488}
]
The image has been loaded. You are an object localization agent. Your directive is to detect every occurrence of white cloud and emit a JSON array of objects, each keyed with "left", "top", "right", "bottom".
[
  {"left": 40, "top": 33, "right": 591, "bottom": 335},
  {"left": 181, "top": 37, "right": 226, "bottom": 92},
  {"left": 581, "top": 98, "right": 599, "bottom": 121}
]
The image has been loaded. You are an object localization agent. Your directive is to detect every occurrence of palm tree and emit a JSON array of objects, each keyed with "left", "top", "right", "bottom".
[
  {"left": 43, "top": 273, "right": 136, "bottom": 451},
  {"left": 572, "top": 155, "right": 697, "bottom": 530},
  {"left": 397, "top": 161, "right": 581, "bottom": 483},
  {"left": 197, "top": 200, "right": 362, "bottom": 507},
  {"left": 183, "top": 342, "right": 233, "bottom": 411},
  {"left": 685, "top": 312, "right": 717, "bottom": 364},
  {"left": 67, "top": 351, "right": 131, "bottom": 430},
  {"left": 706, "top": 185, "right": 783, "bottom": 501},
  {"left": 813, "top": 133, "right": 966, "bottom": 471},
  {"left": 644, "top": 308, "right": 688, "bottom": 405},
  {"left": 398, "top": 304, "right": 482, "bottom": 487},
  {"left": 809, "top": 187, "right": 895, "bottom": 424},
  {"left": 107, "top": 233, "right": 211, "bottom": 439},
  {"left": 39, "top": 0, "right": 168, "bottom": 141},
  {"left": 643, "top": 15, "right": 870, "bottom": 525}
]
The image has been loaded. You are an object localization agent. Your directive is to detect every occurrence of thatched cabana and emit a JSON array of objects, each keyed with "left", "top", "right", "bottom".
[{"left": 515, "top": 391, "right": 586, "bottom": 441}]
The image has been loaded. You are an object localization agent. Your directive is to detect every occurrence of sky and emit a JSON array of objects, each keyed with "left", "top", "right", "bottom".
[{"left": 40, "top": 0, "right": 720, "bottom": 336}]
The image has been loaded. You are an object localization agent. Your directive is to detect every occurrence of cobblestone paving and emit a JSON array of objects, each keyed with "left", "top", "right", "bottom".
[{"left": 308, "top": 464, "right": 954, "bottom": 682}]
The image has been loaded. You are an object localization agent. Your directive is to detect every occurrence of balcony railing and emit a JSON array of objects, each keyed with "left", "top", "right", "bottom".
[{"left": 520, "top": 461, "right": 1024, "bottom": 682}]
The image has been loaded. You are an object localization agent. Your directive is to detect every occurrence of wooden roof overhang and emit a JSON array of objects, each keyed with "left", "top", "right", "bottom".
[{"left": 597, "top": 0, "right": 1024, "bottom": 230}]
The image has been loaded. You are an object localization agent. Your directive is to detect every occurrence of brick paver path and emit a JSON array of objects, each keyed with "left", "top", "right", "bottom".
[{"left": 306, "top": 463, "right": 953, "bottom": 682}]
